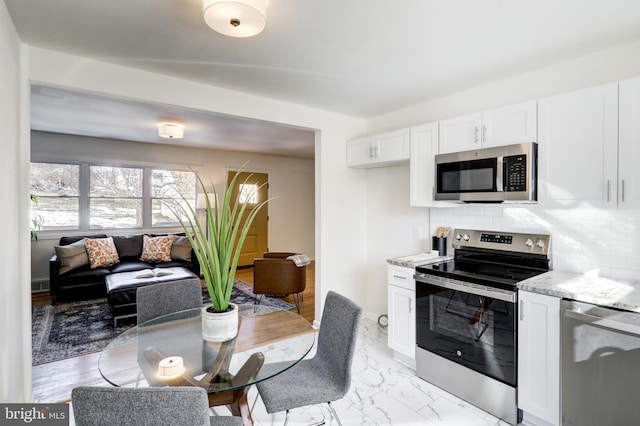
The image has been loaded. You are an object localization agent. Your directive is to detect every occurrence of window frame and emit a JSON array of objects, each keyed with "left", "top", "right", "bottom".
[{"left": 30, "top": 161, "right": 196, "bottom": 233}]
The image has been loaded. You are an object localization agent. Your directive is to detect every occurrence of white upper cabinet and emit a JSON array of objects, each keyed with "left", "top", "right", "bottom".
[
  {"left": 619, "top": 76, "right": 640, "bottom": 209},
  {"left": 481, "top": 101, "right": 537, "bottom": 148},
  {"left": 409, "top": 122, "right": 438, "bottom": 206},
  {"left": 347, "top": 128, "right": 410, "bottom": 168},
  {"left": 438, "top": 112, "right": 482, "bottom": 154},
  {"left": 538, "top": 83, "right": 618, "bottom": 208},
  {"left": 439, "top": 101, "right": 537, "bottom": 154}
]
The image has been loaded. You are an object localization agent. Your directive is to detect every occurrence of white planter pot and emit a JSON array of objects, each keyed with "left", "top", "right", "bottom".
[{"left": 201, "top": 303, "right": 239, "bottom": 342}]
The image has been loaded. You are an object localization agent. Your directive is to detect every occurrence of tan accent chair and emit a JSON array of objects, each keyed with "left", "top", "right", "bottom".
[{"left": 253, "top": 252, "right": 306, "bottom": 313}]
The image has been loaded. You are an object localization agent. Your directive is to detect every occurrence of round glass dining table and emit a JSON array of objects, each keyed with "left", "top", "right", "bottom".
[{"left": 98, "top": 305, "right": 315, "bottom": 425}]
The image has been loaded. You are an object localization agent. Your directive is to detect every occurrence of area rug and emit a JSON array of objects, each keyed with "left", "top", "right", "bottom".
[{"left": 31, "top": 279, "right": 293, "bottom": 366}]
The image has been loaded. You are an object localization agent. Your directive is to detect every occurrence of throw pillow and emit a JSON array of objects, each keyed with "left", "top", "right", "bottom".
[
  {"left": 54, "top": 239, "right": 89, "bottom": 274},
  {"left": 170, "top": 235, "right": 192, "bottom": 261},
  {"left": 84, "top": 237, "right": 120, "bottom": 269},
  {"left": 140, "top": 235, "right": 173, "bottom": 263}
]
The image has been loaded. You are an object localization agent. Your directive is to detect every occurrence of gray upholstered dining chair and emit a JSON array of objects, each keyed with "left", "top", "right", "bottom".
[
  {"left": 136, "top": 278, "right": 203, "bottom": 324},
  {"left": 71, "top": 386, "right": 243, "bottom": 426},
  {"left": 255, "top": 290, "right": 362, "bottom": 426}
]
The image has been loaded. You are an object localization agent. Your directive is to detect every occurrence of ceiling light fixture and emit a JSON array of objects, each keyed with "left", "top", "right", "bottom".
[
  {"left": 203, "top": 0, "right": 267, "bottom": 38},
  {"left": 158, "top": 123, "right": 184, "bottom": 139}
]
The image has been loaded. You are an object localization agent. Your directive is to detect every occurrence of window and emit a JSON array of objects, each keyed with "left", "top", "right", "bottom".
[
  {"left": 30, "top": 163, "right": 80, "bottom": 230},
  {"left": 90, "top": 166, "right": 143, "bottom": 229},
  {"left": 151, "top": 169, "right": 196, "bottom": 226},
  {"left": 239, "top": 183, "right": 258, "bottom": 204},
  {"left": 30, "top": 162, "right": 196, "bottom": 232}
]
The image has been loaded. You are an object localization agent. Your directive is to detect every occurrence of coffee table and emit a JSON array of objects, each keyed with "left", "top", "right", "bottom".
[{"left": 98, "top": 305, "right": 315, "bottom": 425}]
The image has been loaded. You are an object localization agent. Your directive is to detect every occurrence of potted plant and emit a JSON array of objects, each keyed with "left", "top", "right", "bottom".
[{"left": 170, "top": 168, "right": 270, "bottom": 342}]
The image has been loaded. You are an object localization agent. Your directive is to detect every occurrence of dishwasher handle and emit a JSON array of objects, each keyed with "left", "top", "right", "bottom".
[{"left": 564, "top": 308, "right": 640, "bottom": 337}]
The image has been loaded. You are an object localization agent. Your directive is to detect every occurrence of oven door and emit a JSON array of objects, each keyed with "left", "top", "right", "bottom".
[
  {"left": 435, "top": 156, "right": 502, "bottom": 201},
  {"left": 415, "top": 275, "right": 517, "bottom": 386}
]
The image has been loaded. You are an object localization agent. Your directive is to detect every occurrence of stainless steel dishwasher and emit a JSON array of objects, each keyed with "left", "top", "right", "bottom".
[{"left": 562, "top": 300, "right": 640, "bottom": 426}]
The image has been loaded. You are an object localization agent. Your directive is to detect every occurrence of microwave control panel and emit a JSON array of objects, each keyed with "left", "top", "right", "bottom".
[{"left": 504, "top": 154, "right": 527, "bottom": 192}]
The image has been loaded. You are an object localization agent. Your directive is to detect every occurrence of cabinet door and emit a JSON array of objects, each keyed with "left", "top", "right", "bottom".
[
  {"left": 619, "top": 77, "right": 640, "bottom": 209},
  {"left": 438, "top": 112, "right": 482, "bottom": 154},
  {"left": 518, "top": 290, "right": 560, "bottom": 426},
  {"left": 482, "top": 101, "right": 537, "bottom": 148},
  {"left": 377, "top": 129, "right": 410, "bottom": 164},
  {"left": 410, "top": 122, "right": 439, "bottom": 206},
  {"left": 346, "top": 137, "right": 375, "bottom": 167},
  {"left": 388, "top": 284, "right": 416, "bottom": 359},
  {"left": 538, "top": 83, "right": 618, "bottom": 208}
]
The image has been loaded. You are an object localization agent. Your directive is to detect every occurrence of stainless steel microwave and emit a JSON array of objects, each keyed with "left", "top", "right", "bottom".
[{"left": 434, "top": 142, "right": 538, "bottom": 203}]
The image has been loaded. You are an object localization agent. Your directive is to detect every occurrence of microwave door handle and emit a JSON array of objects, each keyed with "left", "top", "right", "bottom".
[{"left": 496, "top": 156, "right": 504, "bottom": 192}]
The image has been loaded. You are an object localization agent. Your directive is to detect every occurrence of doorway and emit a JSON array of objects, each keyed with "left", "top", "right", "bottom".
[{"left": 227, "top": 170, "right": 269, "bottom": 266}]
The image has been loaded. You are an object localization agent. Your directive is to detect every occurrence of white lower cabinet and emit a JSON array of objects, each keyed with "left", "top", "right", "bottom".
[
  {"left": 518, "top": 290, "right": 560, "bottom": 426},
  {"left": 387, "top": 264, "right": 416, "bottom": 367}
]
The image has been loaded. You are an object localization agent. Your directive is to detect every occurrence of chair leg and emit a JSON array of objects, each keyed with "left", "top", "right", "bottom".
[
  {"left": 254, "top": 294, "right": 264, "bottom": 313},
  {"left": 326, "top": 401, "right": 342, "bottom": 426},
  {"left": 293, "top": 293, "right": 301, "bottom": 313}
]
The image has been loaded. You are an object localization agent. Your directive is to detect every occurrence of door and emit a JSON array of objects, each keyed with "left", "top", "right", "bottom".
[
  {"left": 438, "top": 112, "right": 482, "bottom": 154},
  {"left": 346, "top": 137, "right": 375, "bottom": 167},
  {"left": 619, "top": 76, "right": 640, "bottom": 208},
  {"left": 227, "top": 171, "right": 268, "bottom": 267},
  {"left": 538, "top": 82, "right": 618, "bottom": 207},
  {"left": 410, "top": 122, "right": 439, "bottom": 207},
  {"left": 518, "top": 290, "right": 560, "bottom": 426},
  {"left": 388, "top": 284, "right": 416, "bottom": 359},
  {"left": 482, "top": 101, "right": 537, "bottom": 148}
]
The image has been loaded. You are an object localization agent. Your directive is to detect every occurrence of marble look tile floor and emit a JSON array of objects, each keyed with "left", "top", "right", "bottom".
[{"left": 215, "top": 318, "right": 512, "bottom": 426}]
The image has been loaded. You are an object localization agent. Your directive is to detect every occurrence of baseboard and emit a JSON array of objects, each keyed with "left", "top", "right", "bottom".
[{"left": 31, "top": 279, "right": 49, "bottom": 293}]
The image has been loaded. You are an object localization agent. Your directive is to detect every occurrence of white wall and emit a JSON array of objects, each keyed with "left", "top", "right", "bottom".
[
  {"left": 30, "top": 131, "right": 316, "bottom": 286},
  {"left": 364, "top": 165, "right": 429, "bottom": 319},
  {"left": 0, "top": 2, "right": 31, "bottom": 402},
  {"left": 368, "top": 39, "right": 640, "bottom": 134},
  {"left": 27, "top": 47, "right": 368, "bottom": 323}
]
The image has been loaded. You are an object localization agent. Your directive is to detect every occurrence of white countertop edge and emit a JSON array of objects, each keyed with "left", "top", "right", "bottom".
[{"left": 518, "top": 270, "right": 640, "bottom": 313}]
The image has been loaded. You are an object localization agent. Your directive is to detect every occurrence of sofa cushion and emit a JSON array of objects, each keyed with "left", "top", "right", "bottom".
[
  {"left": 58, "top": 264, "right": 110, "bottom": 283},
  {"left": 110, "top": 261, "right": 155, "bottom": 274},
  {"left": 171, "top": 235, "right": 192, "bottom": 261},
  {"left": 140, "top": 235, "right": 173, "bottom": 263},
  {"left": 59, "top": 234, "right": 107, "bottom": 246},
  {"left": 112, "top": 235, "right": 143, "bottom": 259},
  {"left": 84, "top": 237, "right": 120, "bottom": 268},
  {"left": 55, "top": 239, "right": 89, "bottom": 274}
]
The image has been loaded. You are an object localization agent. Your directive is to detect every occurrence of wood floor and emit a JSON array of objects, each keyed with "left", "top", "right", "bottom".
[{"left": 31, "top": 263, "right": 316, "bottom": 403}]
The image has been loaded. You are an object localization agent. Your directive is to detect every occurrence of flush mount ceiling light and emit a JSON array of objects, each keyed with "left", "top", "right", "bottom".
[
  {"left": 203, "top": 0, "right": 267, "bottom": 38},
  {"left": 158, "top": 123, "right": 184, "bottom": 139}
]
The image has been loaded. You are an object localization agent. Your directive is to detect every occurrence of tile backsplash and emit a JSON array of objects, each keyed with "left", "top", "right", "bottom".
[{"left": 430, "top": 205, "right": 640, "bottom": 281}]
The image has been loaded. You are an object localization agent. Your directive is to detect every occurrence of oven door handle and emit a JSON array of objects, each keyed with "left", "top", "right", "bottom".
[{"left": 415, "top": 274, "right": 516, "bottom": 303}]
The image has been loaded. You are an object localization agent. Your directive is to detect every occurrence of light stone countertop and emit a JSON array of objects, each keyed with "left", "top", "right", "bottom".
[
  {"left": 519, "top": 270, "right": 640, "bottom": 313},
  {"left": 387, "top": 253, "right": 454, "bottom": 268}
]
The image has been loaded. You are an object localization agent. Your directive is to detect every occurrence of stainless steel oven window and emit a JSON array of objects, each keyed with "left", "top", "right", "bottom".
[{"left": 430, "top": 293, "right": 495, "bottom": 346}]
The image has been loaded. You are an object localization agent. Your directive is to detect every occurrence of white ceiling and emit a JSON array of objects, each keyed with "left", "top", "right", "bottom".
[{"left": 7, "top": 0, "right": 640, "bottom": 158}]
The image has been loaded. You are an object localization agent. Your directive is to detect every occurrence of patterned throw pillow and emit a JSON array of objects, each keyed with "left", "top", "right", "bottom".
[
  {"left": 140, "top": 235, "right": 174, "bottom": 263},
  {"left": 84, "top": 237, "right": 120, "bottom": 269}
]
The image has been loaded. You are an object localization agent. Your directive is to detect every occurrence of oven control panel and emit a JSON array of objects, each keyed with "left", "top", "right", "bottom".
[{"left": 453, "top": 228, "right": 551, "bottom": 256}]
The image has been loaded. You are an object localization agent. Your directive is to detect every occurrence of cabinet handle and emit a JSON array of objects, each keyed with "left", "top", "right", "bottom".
[
  {"left": 474, "top": 127, "right": 479, "bottom": 143},
  {"left": 392, "top": 274, "right": 406, "bottom": 280},
  {"left": 520, "top": 300, "right": 524, "bottom": 321},
  {"left": 409, "top": 300, "right": 413, "bottom": 314},
  {"left": 622, "top": 179, "right": 626, "bottom": 202},
  {"left": 607, "top": 179, "right": 611, "bottom": 202},
  {"left": 369, "top": 145, "right": 374, "bottom": 159},
  {"left": 482, "top": 125, "right": 487, "bottom": 143}
]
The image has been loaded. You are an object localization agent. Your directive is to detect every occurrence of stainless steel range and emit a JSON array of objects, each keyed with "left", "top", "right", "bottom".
[{"left": 414, "top": 228, "right": 551, "bottom": 425}]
